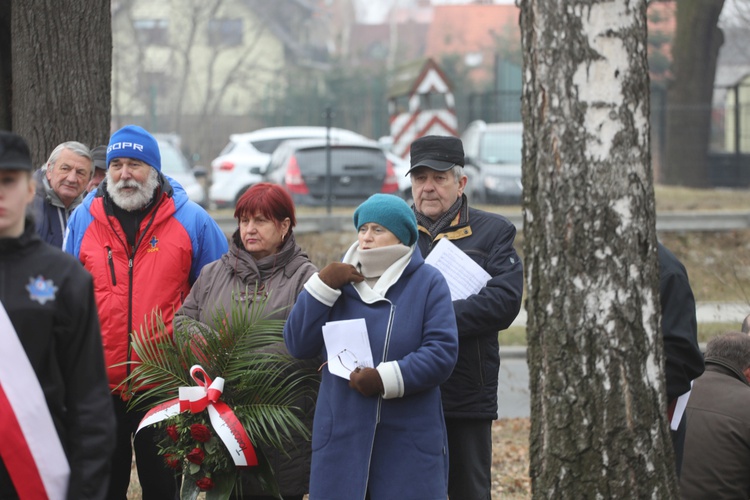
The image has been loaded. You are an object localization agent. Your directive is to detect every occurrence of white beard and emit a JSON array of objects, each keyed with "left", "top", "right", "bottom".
[{"left": 106, "top": 168, "right": 159, "bottom": 211}]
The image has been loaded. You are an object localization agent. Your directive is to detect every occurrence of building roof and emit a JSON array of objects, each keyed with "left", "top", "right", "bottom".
[{"left": 425, "top": 4, "right": 520, "bottom": 84}]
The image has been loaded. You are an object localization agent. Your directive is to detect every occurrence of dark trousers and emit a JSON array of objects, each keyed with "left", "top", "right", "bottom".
[
  {"left": 446, "top": 418, "right": 492, "bottom": 500},
  {"left": 107, "top": 395, "right": 180, "bottom": 500}
]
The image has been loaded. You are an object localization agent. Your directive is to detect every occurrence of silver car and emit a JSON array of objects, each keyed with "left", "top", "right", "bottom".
[
  {"left": 156, "top": 137, "right": 207, "bottom": 207},
  {"left": 461, "top": 121, "right": 523, "bottom": 204}
]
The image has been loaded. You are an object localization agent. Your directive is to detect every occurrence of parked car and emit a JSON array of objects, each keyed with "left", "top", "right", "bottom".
[
  {"left": 263, "top": 138, "right": 399, "bottom": 206},
  {"left": 461, "top": 121, "right": 523, "bottom": 204},
  {"left": 209, "top": 126, "right": 368, "bottom": 208},
  {"left": 156, "top": 137, "right": 207, "bottom": 207}
]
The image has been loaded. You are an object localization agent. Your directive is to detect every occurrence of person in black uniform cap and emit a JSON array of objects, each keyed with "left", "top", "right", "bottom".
[{"left": 0, "top": 130, "right": 115, "bottom": 499}]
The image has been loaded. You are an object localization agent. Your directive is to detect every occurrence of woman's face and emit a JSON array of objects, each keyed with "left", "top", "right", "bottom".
[
  {"left": 239, "top": 212, "right": 290, "bottom": 259},
  {"left": 358, "top": 223, "right": 400, "bottom": 250}
]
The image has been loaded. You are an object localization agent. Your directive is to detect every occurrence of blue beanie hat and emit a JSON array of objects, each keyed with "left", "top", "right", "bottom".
[
  {"left": 106, "top": 125, "right": 161, "bottom": 171},
  {"left": 353, "top": 194, "right": 418, "bottom": 246}
]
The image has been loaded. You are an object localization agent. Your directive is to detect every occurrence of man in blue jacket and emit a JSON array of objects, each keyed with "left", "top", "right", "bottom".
[{"left": 407, "top": 135, "right": 524, "bottom": 500}]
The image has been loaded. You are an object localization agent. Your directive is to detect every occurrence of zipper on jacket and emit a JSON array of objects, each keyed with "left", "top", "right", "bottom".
[
  {"left": 126, "top": 257, "right": 134, "bottom": 382},
  {"left": 476, "top": 338, "right": 485, "bottom": 386},
  {"left": 106, "top": 247, "right": 117, "bottom": 286}
]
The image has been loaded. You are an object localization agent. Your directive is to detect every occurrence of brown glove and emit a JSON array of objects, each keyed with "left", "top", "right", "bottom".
[
  {"left": 349, "top": 367, "right": 384, "bottom": 397},
  {"left": 318, "top": 263, "right": 364, "bottom": 289}
]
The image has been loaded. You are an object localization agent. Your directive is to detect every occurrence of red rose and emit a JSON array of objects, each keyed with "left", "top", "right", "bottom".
[
  {"left": 186, "top": 447, "right": 205, "bottom": 465},
  {"left": 196, "top": 476, "right": 214, "bottom": 491},
  {"left": 166, "top": 425, "right": 179, "bottom": 442},
  {"left": 190, "top": 423, "right": 211, "bottom": 443},
  {"left": 164, "top": 454, "right": 181, "bottom": 470}
]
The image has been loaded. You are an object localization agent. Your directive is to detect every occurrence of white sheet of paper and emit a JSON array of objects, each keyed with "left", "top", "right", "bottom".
[
  {"left": 424, "top": 237, "right": 491, "bottom": 300},
  {"left": 322, "top": 318, "right": 374, "bottom": 380},
  {"left": 670, "top": 384, "right": 692, "bottom": 431}
]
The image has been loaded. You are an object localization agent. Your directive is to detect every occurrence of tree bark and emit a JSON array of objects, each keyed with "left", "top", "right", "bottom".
[
  {"left": 11, "top": 0, "right": 112, "bottom": 165},
  {"left": 0, "top": 2, "right": 11, "bottom": 131},
  {"left": 663, "top": 0, "right": 725, "bottom": 186},
  {"left": 520, "top": 1, "right": 677, "bottom": 497}
]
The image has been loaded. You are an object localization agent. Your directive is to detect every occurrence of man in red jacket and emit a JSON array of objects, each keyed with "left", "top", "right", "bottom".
[{"left": 65, "top": 125, "right": 228, "bottom": 499}]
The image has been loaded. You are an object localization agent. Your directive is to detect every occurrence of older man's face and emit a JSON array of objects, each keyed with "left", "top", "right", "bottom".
[
  {"left": 46, "top": 148, "right": 92, "bottom": 207},
  {"left": 410, "top": 166, "right": 467, "bottom": 220},
  {"left": 106, "top": 158, "right": 158, "bottom": 211}
]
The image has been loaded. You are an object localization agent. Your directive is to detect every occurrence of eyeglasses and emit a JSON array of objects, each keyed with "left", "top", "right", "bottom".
[
  {"left": 318, "top": 348, "right": 360, "bottom": 373},
  {"left": 336, "top": 349, "right": 359, "bottom": 372}
]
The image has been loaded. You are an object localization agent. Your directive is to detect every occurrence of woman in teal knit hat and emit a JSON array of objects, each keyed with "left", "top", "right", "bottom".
[{"left": 284, "top": 193, "right": 459, "bottom": 500}]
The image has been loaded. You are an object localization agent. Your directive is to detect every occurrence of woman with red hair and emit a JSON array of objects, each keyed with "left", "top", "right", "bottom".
[{"left": 175, "top": 182, "right": 318, "bottom": 500}]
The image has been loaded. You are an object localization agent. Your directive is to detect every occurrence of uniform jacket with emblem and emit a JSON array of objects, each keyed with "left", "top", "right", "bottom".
[
  {"left": 679, "top": 359, "right": 750, "bottom": 499},
  {"left": 63, "top": 174, "right": 228, "bottom": 394},
  {"left": 284, "top": 243, "right": 458, "bottom": 500},
  {"left": 0, "top": 219, "right": 115, "bottom": 499},
  {"left": 416, "top": 200, "right": 523, "bottom": 419},
  {"left": 174, "top": 230, "right": 317, "bottom": 497}
]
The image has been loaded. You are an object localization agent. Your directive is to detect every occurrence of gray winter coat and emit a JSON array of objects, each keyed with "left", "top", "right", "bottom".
[{"left": 175, "top": 230, "right": 318, "bottom": 497}]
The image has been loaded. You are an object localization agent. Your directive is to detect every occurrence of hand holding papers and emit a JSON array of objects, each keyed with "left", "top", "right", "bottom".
[
  {"left": 322, "top": 318, "right": 374, "bottom": 380},
  {"left": 424, "top": 237, "right": 491, "bottom": 300}
]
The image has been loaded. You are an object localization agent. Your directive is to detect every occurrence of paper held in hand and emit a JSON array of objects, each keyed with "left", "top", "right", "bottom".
[
  {"left": 424, "top": 237, "right": 491, "bottom": 300},
  {"left": 322, "top": 318, "right": 374, "bottom": 380}
]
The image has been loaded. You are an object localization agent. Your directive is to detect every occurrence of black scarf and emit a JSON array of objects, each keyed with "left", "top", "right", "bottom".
[{"left": 414, "top": 195, "right": 465, "bottom": 239}]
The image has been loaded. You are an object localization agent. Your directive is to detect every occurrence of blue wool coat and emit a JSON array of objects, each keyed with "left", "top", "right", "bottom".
[{"left": 284, "top": 245, "right": 458, "bottom": 500}]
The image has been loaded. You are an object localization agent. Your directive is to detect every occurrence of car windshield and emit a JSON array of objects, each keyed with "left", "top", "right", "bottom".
[
  {"left": 158, "top": 142, "right": 191, "bottom": 175},
  {"left": 252, "top": 137, "right": 309, "bottom": 155},
  {"left": 480, "top": 131, "right": 522, "bottom": 164}
]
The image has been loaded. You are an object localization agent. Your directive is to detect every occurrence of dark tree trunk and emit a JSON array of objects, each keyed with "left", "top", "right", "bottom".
[
  {"left": 520, "top": 0, "right": 677, "bottom": 497},
  {"left": 11, "top": 0, "right": 112, "bottom": 165},
  {"left": 663, "top": 0, "right": 725, "bottom": 186},
  {"left": 0, "top": 2, "right": 11, "bottom": 131}
]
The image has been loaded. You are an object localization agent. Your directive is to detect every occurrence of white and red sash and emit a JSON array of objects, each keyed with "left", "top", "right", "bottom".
[
  {"left": 137, "top": 365, "right": 258, "bottom": 468},
  {"left": 0, "top": 301, "right": 69, "bottom": 500}
]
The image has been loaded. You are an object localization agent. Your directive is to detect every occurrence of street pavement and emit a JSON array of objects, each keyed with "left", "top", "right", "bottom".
[{"left": 498, "top": 302, "right": 749, "bottom": 419}]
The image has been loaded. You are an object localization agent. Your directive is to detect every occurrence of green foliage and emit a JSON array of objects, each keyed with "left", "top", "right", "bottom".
[{"left": 121, "top": 290, "right": 318, "bottom": 499}]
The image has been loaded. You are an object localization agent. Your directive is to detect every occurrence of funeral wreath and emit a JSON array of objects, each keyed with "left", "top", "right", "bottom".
[{"left": 121, "top": 293, "right": 316, "bottom": 500}]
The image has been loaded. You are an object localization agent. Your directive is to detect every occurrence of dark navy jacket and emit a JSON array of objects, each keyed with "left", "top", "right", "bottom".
[
  {"left": 417, "top": 201, "right": 524, "bottom": 419},
  {"left": 0, "top": 218, "right": 115, "bottom": 499}
]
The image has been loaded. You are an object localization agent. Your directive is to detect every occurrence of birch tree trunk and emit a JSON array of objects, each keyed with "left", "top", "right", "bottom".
[
  {"left": 520, "top": 0, "right": 678, "bottom": 497},
  {"left": 11, "top": 0, "right": 111, "bottom": 166}
]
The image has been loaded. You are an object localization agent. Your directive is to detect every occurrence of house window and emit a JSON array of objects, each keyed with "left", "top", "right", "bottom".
[
  {"left": 208, "top": 19, "right": 243, "bottom": 47},
  {"left": 133, "top": 19, "right": 169, "bottom": 46}
]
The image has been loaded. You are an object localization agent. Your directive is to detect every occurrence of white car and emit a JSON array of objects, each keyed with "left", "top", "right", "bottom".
[{"left": 209, "top": 126, "right": 368, "bottom": 208}]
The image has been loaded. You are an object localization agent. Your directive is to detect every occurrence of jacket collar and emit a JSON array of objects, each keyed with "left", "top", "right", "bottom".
[
  {"left": 342, "top": 242, "right": 417, "bottom": 304},
  {"left": 705, "top": 357, "right": 750, "bottom": 387},
  {"left": 417, "top": 196, "right": 473, "bottom": 243},
  {"left": 0, "top": 217, "right": 40, "bottom": 255}
]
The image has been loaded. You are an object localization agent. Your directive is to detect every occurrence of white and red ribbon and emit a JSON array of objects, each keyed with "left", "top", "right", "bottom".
[
  {"left": 137, "top": 365, "right": 258, "bottom": 467},
  {"left": 0, "top": 301, "right": 70, "bottom": 500}
]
